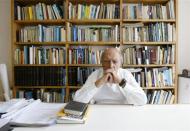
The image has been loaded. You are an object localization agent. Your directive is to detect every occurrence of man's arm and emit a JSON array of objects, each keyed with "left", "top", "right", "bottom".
[
  {"left": 73, "top": 70, "right": 100, "bottom": 103},
  {"left": 118, "top": 69, "right": 147, "bottom": 105}
]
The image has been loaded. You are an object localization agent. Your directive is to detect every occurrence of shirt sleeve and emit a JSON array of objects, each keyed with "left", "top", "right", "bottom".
[
  {"left": 119, "top": 70, "right": 147, "bottom": 105},
  {"left": 73, "top": 70, "right": 100, "bottom": 103}
]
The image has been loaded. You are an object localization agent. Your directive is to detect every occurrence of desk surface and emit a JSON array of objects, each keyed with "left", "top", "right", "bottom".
[{"left": 13, "top": 104, "right": 190, "bottom": 131}]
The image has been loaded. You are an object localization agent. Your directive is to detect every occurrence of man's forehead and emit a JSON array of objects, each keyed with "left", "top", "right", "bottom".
[
  {"left": 103, "top": 51, "right": 120, "bottom": 59},
  {"left": 104, "top": 48, "right": 119, "bottom": 53}
]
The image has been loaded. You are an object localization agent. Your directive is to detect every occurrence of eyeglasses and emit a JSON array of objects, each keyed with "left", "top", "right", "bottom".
[{"left": 102, "top": 60, "right": 120, "bottom": 65}]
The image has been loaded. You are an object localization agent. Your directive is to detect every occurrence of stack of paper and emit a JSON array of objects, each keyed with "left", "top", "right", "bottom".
[
  {"left": 0, "top": 99, "right": 64, "bottom": 126},
  {"left": 0, "top": 119, "right": 11, "bottom": 131},
  {"left": 0, "top": 99, "right": 33, "bottom": 119},
  {"left": 10, "top": 99, "right": 64, "bottom": 126}
]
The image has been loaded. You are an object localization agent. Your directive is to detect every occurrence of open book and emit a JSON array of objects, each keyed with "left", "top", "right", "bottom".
[{"left": 1, "top": 99, "right": 64, "bottom": 126}]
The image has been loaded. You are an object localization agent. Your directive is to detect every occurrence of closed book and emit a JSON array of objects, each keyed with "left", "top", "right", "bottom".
[
  {"left": 56, "top": 112, "right": 85, "bottom": 124},
  {"left": 64, "top": 101, "right": 88, "bottom": 116},
  {"left": 57, "top": 106, "right": 89, "bottom": 124}
]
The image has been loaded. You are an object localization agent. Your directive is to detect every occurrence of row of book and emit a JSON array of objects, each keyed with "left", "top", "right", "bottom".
[
  {"left": 16, "top": 88, "right": 66, "bottom": 103},
  {"left": 130, "top": 67, "right": 174, "bottom": 87},
  {"left": 15, "top": 0, "right": 174, "bottom": 20},
  {"left": 15, "top": 2, "right": 64, "bottom": 20},
  {"left": 17, "top": 23, "right": 175, "bottom": 42},
  {"left": 14, "top": 45, "right": 175, "bottom": 65},
  {"left": 123, "top": 0, "right": 175, "bottom": 19},
  {"left": 19, "top": 25, "right": 66, "bottom": 42},
  {"left": 69, "top": 47, "right": 103, "bottom": 64},
  {"left": 67, "top": 24, "right": 119, "bottom": 42},
  {"left": 14, "top": 46, "right": 66, "bottom": 64},
  {"left": 123, "top": 45, "right": 175, "bottom": 65},
  {"left": 14, "top": 66, "right": 66, "bottom": 86},
  {"left": 122, "top": 23, "right": 176, "bottom": 42},
  {"left": 146, "top": 90, "right": 174, "bottom": 104},
  {"left": 68, "top": 67, "right": 97, "bottom": 86},
  {"left": 16, "top": 88, "right": 174, "bottom": 105},
  {"left": 68, "top": 3, "right": 120, "bottom": 19}
]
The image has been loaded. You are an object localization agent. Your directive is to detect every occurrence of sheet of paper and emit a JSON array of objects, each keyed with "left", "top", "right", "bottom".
[{"left": 0, "top": 119, "right": 9, "bottom": 128}]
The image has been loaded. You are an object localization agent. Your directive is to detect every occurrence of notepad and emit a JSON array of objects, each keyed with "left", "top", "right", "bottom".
[{"left": 64, "top": 101, "right": 88, "bottom": 116}]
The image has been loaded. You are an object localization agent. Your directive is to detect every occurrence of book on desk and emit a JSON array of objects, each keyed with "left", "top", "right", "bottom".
[{"left": 56, "top": 101, "right": 89, "bottom": 124}]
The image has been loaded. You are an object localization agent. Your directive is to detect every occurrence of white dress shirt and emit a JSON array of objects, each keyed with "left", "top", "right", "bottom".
[{"left": 73, "top": 68, "right": 147, "bottom": 105}]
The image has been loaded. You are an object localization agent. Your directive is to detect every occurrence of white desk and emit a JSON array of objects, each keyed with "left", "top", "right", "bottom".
[{"left": 13, "top": 104, "right": 190, "bottom": 131}]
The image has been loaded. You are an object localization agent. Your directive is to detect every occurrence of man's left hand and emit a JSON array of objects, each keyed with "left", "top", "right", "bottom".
[{"left": 104, "top": 69, "right": 122, "bottom": 84}]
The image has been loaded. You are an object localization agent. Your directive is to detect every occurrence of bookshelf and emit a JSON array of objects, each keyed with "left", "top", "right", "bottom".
[{"left": 12, "top": 0, "right": 178, "bottom": 104}]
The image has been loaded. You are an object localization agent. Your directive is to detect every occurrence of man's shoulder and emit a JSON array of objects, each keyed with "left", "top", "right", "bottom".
[
  {"left": 119, "top": 68, "right": 131, "bottom": 74},
  {"left": 89, "top": 68, "right": 103, "bottom": 77},
  {"left": 118, "top": 68, "right": 133, "bottom": 79}
]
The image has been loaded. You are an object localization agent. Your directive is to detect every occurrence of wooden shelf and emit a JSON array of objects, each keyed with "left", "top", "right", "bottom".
[
  {"left": 68, "top": 19, "right": 120, "bottom": 24},
  {"left": 68, "top": 86, "right": 175, "bottom": 90},
  {"left": 123, "top": 19, "right": 176, "bottom": 23},
  {"left": 16, "top": 86, "right": 175, "bottom": 90},
  {"left": 68, "top": 64, "right": 102, "bottom": 67},
  {"left": 14, "top": 20, "right": 65, "bottom": 25},
  {"left": 15, "top": 86, "right": 66, "bottom": 89},
  {"left": 68, "top": 86, "right": 81, "bottom": 89},
  {"left": 123, "top": 64, "right": 175, "bottom": 67},
  {"left": 142, "top": 87, "right": 175, "bottom": 89},
  {"left": 67, "top": 41, "right": 120, "bottom": 45},
  {"left": 123, "top": 42, "right": 176, "bottom": 45},
  {"left": 14, "top": 64, "right": 66, "bottom": 67},
  {"left": 69, "top": 0, "right": 120, "bottom": 4},
  {"left": 15, "top": 0, "right": 63, "bottom": 5},
  {"left": 17, "top": 41, "right": 175, "bottom": 46},
  {"left": 123, "top": 0, "right": 169, "bottom": 4},
  {"left": 15, "top": 42, "right": 67, "bottom": 45}
]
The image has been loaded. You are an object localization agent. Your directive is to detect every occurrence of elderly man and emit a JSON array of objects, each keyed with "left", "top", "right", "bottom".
[{"left": 73, "top": 48, "right": 147, "bottom": 105}]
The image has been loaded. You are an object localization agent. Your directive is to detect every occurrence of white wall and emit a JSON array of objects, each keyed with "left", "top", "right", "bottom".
[
  {"left": 0, "top": 0, "right": 12, "bottom": 86},
  {"left": 178, "top": 0, "right": 190, "bottom": 73},
  {"left": 0, "top": 0, "right": 189, "bottom": 86}
]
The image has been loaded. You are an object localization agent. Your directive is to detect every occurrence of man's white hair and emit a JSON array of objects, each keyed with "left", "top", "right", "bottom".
[{"left": 101, "top": 47, "right": 123, "bottom": 64}]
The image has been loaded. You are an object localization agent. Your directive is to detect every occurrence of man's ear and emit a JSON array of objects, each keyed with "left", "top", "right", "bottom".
[{"left": 116, "top": 46, "right": 124, "bottom": 65}]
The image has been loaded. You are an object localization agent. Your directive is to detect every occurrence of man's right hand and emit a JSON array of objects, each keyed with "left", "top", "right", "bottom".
[{"left": 95, "top": 73, "right": 113, "bottom": 88}]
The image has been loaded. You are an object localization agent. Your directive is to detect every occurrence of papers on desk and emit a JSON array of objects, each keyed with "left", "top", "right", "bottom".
[
  {"left": 0, "top": 119, "right": 11, "bottom": 131},
  {"left": 0, "top": 99, "right": 64, "bottom": 127},
  {"left": 0, "top": 99, "right": 33, "bottom": 119},
  {"left": 10, "top": 99, "right": 64, "bottom": 126}
]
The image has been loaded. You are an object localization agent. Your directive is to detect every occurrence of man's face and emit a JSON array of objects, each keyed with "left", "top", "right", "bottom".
[{"left": 102, "top": 48, "right": 122, "bottom": 72}]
